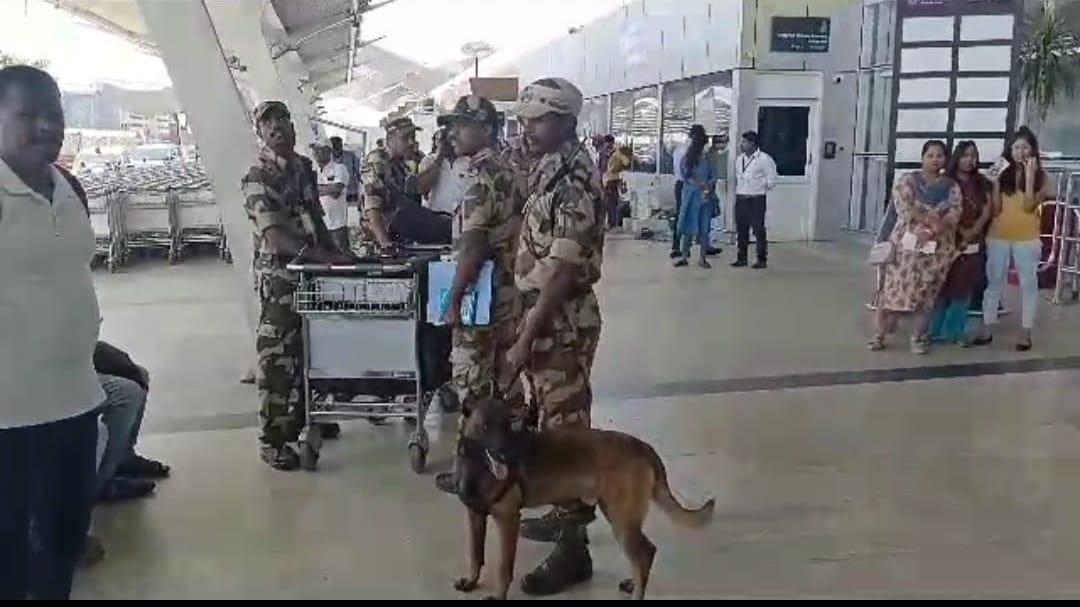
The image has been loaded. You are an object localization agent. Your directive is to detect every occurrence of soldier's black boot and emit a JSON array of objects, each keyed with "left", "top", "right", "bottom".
[
  {"left": 434, "top": 471, "right": 457, "bottom": 494},
  {"left": 260, "top": 444, "right": 300, "bottom": 471},
  {"left": 520, "top": 524, "right": 593, "bottom": 596},
  {"left": 520, "top": 504, "right": 596, "bottom": 543}
]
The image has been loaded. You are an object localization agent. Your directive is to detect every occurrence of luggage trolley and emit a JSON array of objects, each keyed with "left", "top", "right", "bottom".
[
  {"left": 86, "top": 187, "right": 124, "bottom": 273},
  {"left": 290, "top": 254, "right": 439, "bottom": 473}
]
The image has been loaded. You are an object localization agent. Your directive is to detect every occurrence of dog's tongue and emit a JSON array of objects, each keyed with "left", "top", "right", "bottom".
[{"left": 485, "top": 450, "right": 509, "bottom": 481}]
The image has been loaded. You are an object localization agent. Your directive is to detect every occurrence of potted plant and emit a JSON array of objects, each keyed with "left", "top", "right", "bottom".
[{"left": 1020, "top": 0, "right": 1080, "bottom": 125}]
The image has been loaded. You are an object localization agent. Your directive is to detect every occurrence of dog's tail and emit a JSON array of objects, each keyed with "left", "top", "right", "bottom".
[{"left": 647, "top": 447, "right": 715, "bottom": 529}]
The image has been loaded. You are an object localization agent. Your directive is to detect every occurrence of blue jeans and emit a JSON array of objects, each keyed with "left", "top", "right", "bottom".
[
  {"left": 0, "top": 410, "right": 99, "bottom": 599},
  {"left": 95, "top": 374, "right": 148, "bottom": 494},
  {"left": 984, "top": 238, "right": 1041, "bottom": 330}
]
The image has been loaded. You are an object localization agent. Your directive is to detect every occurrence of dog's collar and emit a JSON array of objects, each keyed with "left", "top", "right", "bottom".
[{"left": 484, "top": 448, "right": 524, "bottom": 509}]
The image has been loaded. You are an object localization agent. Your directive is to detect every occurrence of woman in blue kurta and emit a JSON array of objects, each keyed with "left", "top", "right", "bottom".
[{"left": 674, "top": 128, "right": 717, "bottom": 268}]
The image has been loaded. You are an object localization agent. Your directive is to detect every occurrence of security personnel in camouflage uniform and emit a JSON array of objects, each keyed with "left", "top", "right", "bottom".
[
  {"left": 242, "top": 101, "right": 352, "bottom": 471},
  {"left": 430, "top": 95, "right": 525, "bottom": 494},
  {"left": 506, "top": 78, "right": 606, "bottom": 596},
  {"left": 360, "top": 117, "right": 422, "bottom": 249},
  {"left": 500, "top": 133, "right": 538, "bottom": 208}
]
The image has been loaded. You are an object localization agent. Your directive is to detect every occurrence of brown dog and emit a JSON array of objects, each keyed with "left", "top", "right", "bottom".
[{"left": 451, "top": 398, "right": 715, "bottom": 600}]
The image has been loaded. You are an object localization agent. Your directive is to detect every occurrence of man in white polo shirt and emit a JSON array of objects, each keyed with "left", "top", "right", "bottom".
[
  {"left": 0, "top": 65, "right": 103, "bottom": 600},
  {"left": 312, "top": 140, "right": 351, "bottom": 253}
]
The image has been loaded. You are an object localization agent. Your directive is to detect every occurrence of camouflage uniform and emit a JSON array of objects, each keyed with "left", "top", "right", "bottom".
[
  {"left": 242, "top": 148, "right": 324, "bottom": 449},
  {"left": 359, "top": 118, "right": 422, "bottom": 246},
  {"left": 500, "top": 134, "right": 538, "bottom": 212},
  {"left": 510, "top": 78, "right": 605, "bottom": 597},
  {"left": 450, "top": 148, "right": 525, "bottom": 418},
  {"left": 358, "top": 146, "right": 392, "bottom": 244},
  {"left": 516, "top": 140, "right": 605, "bottom": 431}
]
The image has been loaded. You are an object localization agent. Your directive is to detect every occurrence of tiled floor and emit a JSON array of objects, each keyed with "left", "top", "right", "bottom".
[{"left": 77, "top": 240, "right": 1080, "bottom": 599}]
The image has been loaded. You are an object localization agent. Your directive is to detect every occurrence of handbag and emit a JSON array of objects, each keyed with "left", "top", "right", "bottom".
[{"left": 867, "top": 241, "right": 894, "bottom": 265}]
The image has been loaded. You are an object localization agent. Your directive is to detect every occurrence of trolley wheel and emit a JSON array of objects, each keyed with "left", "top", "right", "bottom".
[
  {"left": 299, "top": 441, "right": 320, "bottom": 471},
  {"left": 107, "top": 259, "right": 118, "bottom": 273},
  {"left": 222, "top": 249, "right": 233, "bottom": 264},
  {"left": 408, "top": 443, "right": 427, "bottom": 473},
  {"left": 168, "top": 250, "right": 179, "bottom": 265}
]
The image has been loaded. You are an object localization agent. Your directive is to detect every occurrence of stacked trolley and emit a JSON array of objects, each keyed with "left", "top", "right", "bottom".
[
  {"left": 78, "top": 162, "right": 230, "bottom": 269},
  {"left": 289, "top": 250, "right": 443, "bottom": 473},
  {"left": 82, "top": 179, "right": 125, "bottom": 273}
]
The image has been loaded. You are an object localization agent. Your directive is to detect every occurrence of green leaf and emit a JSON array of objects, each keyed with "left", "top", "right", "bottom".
[{"left": 1021, "top": 0, "right": 1080, "bottom": 121}]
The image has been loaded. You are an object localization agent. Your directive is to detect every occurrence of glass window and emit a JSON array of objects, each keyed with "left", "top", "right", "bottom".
[
  {"left": 896, "top": 107, "right": 949, "bottom": 132},
  {"left": 954, "top": 107, "right": 1008, "bottom": 132},
  {"left": 898, "top": 77, "right": 950, "bottom": 103},
  {"left": 958, "top": 45, "right": 1011, "bottom": 72},
  {"left": 756, "top": 106, "right": 809, "bottom": 177},
  {"left": 692, "top": 72, "right": 733, "bottom": 137},
  {"left": 656, "top": 71, "right": 733, "bottom": 175},
  {"left": 860, "top": 0, "right": 896, "bottom": 68},
  {"left": 850, "top": 155, "right": 890, "bottom": 232},
  {"left": 630, "top": 86, "right": 659, "bottom": 173},
  {"left": 960, "top": 14, "right": 1013, "bottom": 42},
  {"left": 901, "top": 16, "right": 954, "bottom": 43},
  {"left": 610, "top": 91, "right": 633, "bottom": 150},
  {"left": 660, "top": 80, "right": 693, "bottom": 174},
  {"left": 900, "top": 47, "right": 952, "bottom": 73},
  {"left": 578, "top": 96, "right": 609, "bottom": 139},
  {"left": 955, "top": 77, "right": 1010, "bottom": 102},
  {"left": 856, "top": 68, "right": 893, "bottom": 154}
]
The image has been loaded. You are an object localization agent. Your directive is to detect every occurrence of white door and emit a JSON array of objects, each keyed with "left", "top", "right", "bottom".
[{"left": 753, "top": 100, "right": 820, "bottom": 241}]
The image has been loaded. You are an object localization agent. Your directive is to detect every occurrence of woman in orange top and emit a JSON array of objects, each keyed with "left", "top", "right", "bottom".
[
  {"left": 969, "top": 127, "right": 1054, "bottom": 351},
  {"left": 602, "top": 144, "right": 632, "bottom": 229}
]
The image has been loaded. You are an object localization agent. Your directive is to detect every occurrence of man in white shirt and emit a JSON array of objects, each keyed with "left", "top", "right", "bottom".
[
  {"left": 313, "top": 140, "right": 351, "bottom": 253},
  {"left": 418, "top": 124, "right": 470, "bottom": 216},
  {"left": 669, "top": 133, "right": 691, "bottom": 258},
  {"left": 0, "top": 65, "right": 103, "bottom": 600},
  {"left": 732, "top": 130, "right": 777, "bottom": 269}
]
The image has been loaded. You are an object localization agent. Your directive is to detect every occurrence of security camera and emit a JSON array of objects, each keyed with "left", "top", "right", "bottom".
[{"left": 833, "top": 75, "right": 843, "bottom": 84}]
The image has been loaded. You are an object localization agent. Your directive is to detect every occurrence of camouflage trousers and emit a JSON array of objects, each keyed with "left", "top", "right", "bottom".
[
  {"left": 254, "top": 262, "right": 304, "bottom": 447},
  {"left": 452, "top": 318, "right": 526, "bottom": 426},
  {"left": 522, "top": 290, "right": 602, "bottom": 431}
]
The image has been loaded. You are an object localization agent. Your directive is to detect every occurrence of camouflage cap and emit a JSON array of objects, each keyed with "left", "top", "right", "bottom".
[
  {"left": 252, "top": 100, "right": 290, "bottom": 124},
  {"left": 437, "top": 94, "right": 498, "bottom": 127},
  {"left": 384, "top": 116, "right": 422, "bottom": 137},
  {"left": 514, "top": 77, "right": 583, "bottom": 119}
]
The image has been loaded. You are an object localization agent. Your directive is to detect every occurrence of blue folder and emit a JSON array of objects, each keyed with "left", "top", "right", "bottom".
[{"left": 426, "top": 260, "right": 494, "bottom": 326}]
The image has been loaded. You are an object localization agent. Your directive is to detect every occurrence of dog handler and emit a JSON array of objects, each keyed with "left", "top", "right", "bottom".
[{"left": 507, "top": 77, "right": 606, "bottom": 596}]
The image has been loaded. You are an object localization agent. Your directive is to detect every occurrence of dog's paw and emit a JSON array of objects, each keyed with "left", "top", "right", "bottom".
[
  {"left": 454, "top": 577, "right": 479, "bottom": 593},
  {"left": 618, "top": 578, "right": 635, "bottom": 595}
]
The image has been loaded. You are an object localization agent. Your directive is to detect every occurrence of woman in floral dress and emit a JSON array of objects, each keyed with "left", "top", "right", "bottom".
[{"left": 870, "top": 140, "right": 962, "bottom": 354}]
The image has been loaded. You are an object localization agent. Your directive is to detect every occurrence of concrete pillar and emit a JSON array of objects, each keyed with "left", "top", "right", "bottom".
[
  {"left": 135, "top": 0, "right": 258, "bottom": 342},
  {"left": 203, "top": 0, "right": 320, "bottom": 150}
]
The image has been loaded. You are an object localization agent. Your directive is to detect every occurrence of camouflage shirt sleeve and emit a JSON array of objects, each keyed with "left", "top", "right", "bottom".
[
  {"left": 459, "top": 174, "right": 498, "bottom": 234},
  {"left": 361, "top": 150, "right": 390, "bottom": 211},
  {"left": 241, "top": 166, "right": 289, "bottom": 235},
  {"left": 549, "top": 175, "right": 600, "bottom": 268}
]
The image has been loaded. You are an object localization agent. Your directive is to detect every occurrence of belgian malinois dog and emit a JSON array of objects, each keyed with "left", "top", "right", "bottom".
[{"left": 452, "top": 398, "right": 715, "bottom": 600}]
